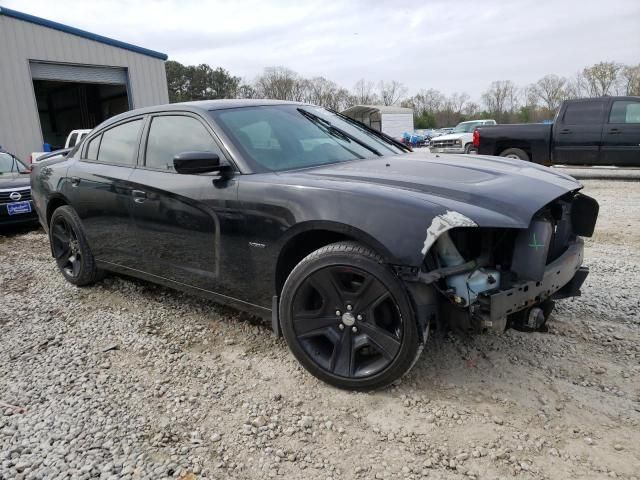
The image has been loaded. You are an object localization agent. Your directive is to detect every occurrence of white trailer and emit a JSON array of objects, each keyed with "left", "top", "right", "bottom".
[{"left": 341, "top": 105, "right": 414, "bottom": 140}]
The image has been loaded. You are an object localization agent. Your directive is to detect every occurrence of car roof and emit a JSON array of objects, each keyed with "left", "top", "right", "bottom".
[{"left": 94, "top": 99, "right": 307, "bottom": 131}]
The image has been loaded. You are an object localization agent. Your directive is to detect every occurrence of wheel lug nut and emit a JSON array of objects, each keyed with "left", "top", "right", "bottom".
[
  {"left": 336, "top": 310, "right": 341, "bottom": 316},
  {"left": 352, "top": 326, "right": 358, "bottom": 333},
  {"left": 339, "top": 324, "right": 344, "bottom": 330},
  {"left": 356, "top": 314, "right": 363, "bottom": 321},
  {"left": 346, "top": 304, "right": 353, "bottom": 311}
]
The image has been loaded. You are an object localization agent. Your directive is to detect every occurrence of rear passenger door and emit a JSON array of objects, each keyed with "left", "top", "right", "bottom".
[
  {"left": 66, "top": 118, "right": 143, "bottom": 268},
  {"left": 601, "top": 99, "right": 640, "bottom": 166},
  {"left": 553, "top": 100, "right": 606, "bottom": 165},
  {"left": 129, "top": 113, "right": 238, "bottom": 292}
]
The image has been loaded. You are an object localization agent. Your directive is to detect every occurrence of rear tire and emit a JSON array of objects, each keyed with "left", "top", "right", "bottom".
[
  {"left": 499, "top": 148, "right": 530, "bottom": 161},
  {"left": 49, "top": 206, "right": 104, "bottom": 286},
  {"left": 280, "top": 241, "right": 422, "bottom": 390}
]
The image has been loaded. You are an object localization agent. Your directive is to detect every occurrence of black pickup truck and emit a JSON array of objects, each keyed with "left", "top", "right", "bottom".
[{"left": 474, "top": 96, "right": 640, "bottom": 166}]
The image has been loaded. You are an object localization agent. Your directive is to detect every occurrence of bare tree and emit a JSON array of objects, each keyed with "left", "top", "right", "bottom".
[
  {"left": 236, "top": 83, "right": 258, "bottom": 99},
  {"left": 377, "top": 80, "right": 407, "bottom": 106},
  {"left": 532, "top": 74, "right": 568, "bottom": 111},
  {"left": 434, "top": 92, "right": 470, "bottom": 126},
  {"left": 255, "top": 66, "right": 306, "bottom": 101},
  {"left": 352, "top": 79, "right": 378, "bottom": 105},
  {"left": 581, "top": 61, "right": 623, "bottom": 97},
  {"left": 563, "top": 72, "right": 586, "bottom": 99},
  {"left": 302, "top": 77, "right": 352, "bottom": 111},
  {"left": 620, "top": 64, "right": 640, "bottom": 96},
  {"left": 463, "top": 102, "right": 480, "bottom": 117},
  {"left": 408, "top": 89, "right": 445, "bottom": 115},
  {"left": 448, "top": 92, "right": 470, "bottom": 114},
  {"left": 522, "top": 84, "right": 539, "bottom": 109},
  {"left": 481, "top": 80, "right": 518, "bottom": 122}
]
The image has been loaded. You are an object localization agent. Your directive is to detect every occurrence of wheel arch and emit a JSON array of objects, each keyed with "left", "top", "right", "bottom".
[
  {"left": 274, "top": 221, "right": 393, "bottom": 297},
  {"left": 46, "top": 194, "right": 71, "bottom": 230},
  {"left": 497, "top": 142, "right": 532, "bottom": 158}
]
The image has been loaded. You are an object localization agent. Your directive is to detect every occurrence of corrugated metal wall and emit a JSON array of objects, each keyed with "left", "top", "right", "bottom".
[{"left": 0, "top": 15, "right": 169, "bottom": 161}]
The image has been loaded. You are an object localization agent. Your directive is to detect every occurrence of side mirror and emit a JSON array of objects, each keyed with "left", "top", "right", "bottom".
[{"left": 173, "top": 151, "right": 225, "bottom": 174}]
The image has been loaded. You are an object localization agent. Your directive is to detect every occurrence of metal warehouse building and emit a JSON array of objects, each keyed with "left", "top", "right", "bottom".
[{"left": 0, "top": 6, "right": 169, "bottom": 162}]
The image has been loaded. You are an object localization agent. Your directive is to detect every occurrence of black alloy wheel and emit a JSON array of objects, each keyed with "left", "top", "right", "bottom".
[
  {"left": 51, "top": 215, "right": 82, "bottom": 278},
  {"left": 280, "top": 242, "right": 422, "bottom": 390},
  {"left": 49, "top": 206, "right": 103, "bottom": 286}
]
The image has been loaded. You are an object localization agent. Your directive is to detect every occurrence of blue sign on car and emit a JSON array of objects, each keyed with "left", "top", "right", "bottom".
[{"left": 7, "top": 201, "right": 31, "bottom": 215}]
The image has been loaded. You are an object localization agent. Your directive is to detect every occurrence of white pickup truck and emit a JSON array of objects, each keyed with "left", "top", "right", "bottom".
[
  {"left": 30, "top": 129, "right": 91, "bottom": 163},
  {"left": 430, "top": 119, "right": 496, "bottom": 154}
]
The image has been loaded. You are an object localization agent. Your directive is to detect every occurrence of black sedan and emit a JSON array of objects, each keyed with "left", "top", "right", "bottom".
[
  {"left": 31, "top": 100, "right": 598, "bottom": 390},
  {"left": 0, "top": 150, "right": 38, "bottom": 226}
]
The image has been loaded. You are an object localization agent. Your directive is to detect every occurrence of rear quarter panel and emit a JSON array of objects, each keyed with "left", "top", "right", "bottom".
[
  {"left": 477, "top": 124, "right": 553, "bottom": 164},
  {"left": 30, "top": 157, "right": 73, "bottom": 229}
]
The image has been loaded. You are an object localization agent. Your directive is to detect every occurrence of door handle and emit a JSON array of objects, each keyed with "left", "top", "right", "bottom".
[
  {"left": 559, "top": 129, "right": 571, "bottom": 135},
  {"left": 70, "top": 176, "right": 80, "bottom": 186},
  {"left": 132, "top": 190, "right": 147, "bottom": 203},
  {"left": 608, "top": 128, "right": 622, "bottom": 134}
]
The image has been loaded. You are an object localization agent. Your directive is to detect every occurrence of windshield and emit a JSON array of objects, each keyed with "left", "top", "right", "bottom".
[
  {"left": 452, "top": 121, "right": 483, "bottom": 134},
  {"left": 210, "top": 105, "right": 404, "bottom": 172},
  {"left": 0, "top": 152, "right": 29, "bottom": 174}
]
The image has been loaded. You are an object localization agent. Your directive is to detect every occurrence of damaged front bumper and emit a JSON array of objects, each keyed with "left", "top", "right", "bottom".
[
  {"left": 405, "top": 235, "right": 588, "bottom": 334},
  {"left": 478, "top": 237, "right": 586, "bottom": 330}
]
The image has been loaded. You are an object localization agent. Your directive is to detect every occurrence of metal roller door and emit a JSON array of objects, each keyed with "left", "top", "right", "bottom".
[{"left": 30, "top": 61, "right": 128, "bottom": 85}]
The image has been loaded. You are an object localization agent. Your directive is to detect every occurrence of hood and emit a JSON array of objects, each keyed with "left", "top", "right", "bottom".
[
  {"left": 291, "top": 152, "right": 581, "bottom": 228},
  {"left": 432, "top": 132, "right": 469, "bottom": 141},
  {"left": 0, "top": 173, "right": 31, "bottom": 190}
]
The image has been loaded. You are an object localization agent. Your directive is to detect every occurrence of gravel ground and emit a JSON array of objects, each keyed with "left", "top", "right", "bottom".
[{"left": 1, "top": 179, "right": 639, "bottom": 480}]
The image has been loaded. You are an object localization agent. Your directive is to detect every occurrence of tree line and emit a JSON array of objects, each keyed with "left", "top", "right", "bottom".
[{"left": 165, "top": 61, "right": 640, "bottom": 128}]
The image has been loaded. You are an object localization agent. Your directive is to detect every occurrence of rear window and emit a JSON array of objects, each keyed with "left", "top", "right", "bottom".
[
  {"left": 67, "top": 133, "right": 78, "bottom": 148},
  {"left": 96, "top": 120, "right": 143, "bottom": 165},
  {"left": 609, "top": 101, "right": 640, "bottom": 124},
  {"left": 85, "top": 135, "right": 101, "bottom": 160},
  {"left": 562, "top": 101, "right": 604, "bottom": 125}
]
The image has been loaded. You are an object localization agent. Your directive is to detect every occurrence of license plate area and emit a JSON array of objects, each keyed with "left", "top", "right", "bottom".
[{"left": 7, "top": 201, "right": 32, "bottom": 215}]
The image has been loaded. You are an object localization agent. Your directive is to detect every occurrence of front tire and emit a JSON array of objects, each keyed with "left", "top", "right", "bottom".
[
  {"left": 464, "top": 143, "right": 475, "bottom": 154},
  {"left": 49, "top": 206, "right": 103, "bottom": 286},
  {"left": 280, "top": 242, "right": 422, "bottom": 390},
  {"left": 499, "top": 147, "right": 530, "bottom": 161}
]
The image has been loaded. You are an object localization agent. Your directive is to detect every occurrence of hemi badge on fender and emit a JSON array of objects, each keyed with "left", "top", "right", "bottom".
[{"left": 249, "top": 242, "right": 267, "bottom": 249}]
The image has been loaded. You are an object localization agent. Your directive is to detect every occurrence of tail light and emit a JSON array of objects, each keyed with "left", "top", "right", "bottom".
[{"left": 472, "top": 130, "right": 480, "bottom": 148}]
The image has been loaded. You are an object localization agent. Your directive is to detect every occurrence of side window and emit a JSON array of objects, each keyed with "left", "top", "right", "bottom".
[
  {"left": 609, "top": 101, "right": 640, "bottom": 124},
  {"left": 562, "top": 102, "right": 604, "bottom": 125},
  {"left": 68, "top": 133, "right": 78, "bottom": 148},
  {"left": 145, "top": 115, "right": 223, "bottom": 171},
  {"left": 97, "top": 119, "right": 143, "bottom": 165},
  {"left": 85, "top": 135, "right": 101, "bottom": 160}
]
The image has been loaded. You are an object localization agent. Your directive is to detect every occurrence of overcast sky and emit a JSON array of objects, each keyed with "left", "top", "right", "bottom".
[{"left": 6, "top": 0, "right": 640, "bottom": 99}]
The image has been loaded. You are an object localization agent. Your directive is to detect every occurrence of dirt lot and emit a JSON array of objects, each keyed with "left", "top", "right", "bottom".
[{"left": 1, "top": 179, "right": 639, "bottom": 480}]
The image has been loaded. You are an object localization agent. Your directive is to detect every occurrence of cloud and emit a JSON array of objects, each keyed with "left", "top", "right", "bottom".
[{"left": 6, "top": 0, "right": 640, "bottom": 98}]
